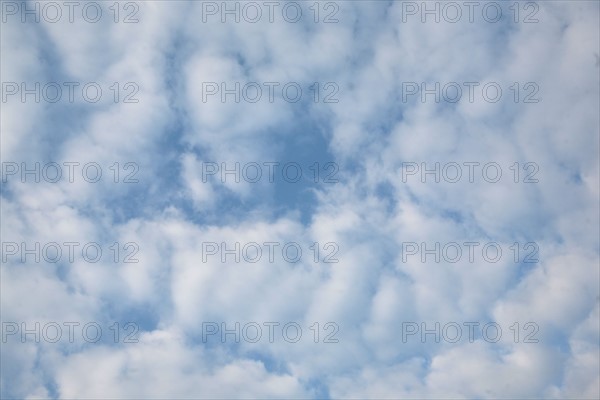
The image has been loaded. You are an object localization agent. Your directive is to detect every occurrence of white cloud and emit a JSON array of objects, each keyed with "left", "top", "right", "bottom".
[{"left": 2, "top": 1, "right": 598, "bottom": 398}]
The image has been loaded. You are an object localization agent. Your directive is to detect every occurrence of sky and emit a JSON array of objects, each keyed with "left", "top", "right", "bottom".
[{"left": 1, "top": 0, "right": 599, "bottom": 398}]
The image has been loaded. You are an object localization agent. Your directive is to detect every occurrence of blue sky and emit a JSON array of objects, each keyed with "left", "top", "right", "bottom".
[{"left": 1, "top": 1, "right": 599, "bottom": 398}]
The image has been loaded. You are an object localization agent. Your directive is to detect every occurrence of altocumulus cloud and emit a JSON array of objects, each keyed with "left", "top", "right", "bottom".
[{"left": 1, "top": 0, "right": 599, "bottom": 399}]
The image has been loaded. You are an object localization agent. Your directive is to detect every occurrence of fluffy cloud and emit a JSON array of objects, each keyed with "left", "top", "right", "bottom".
[{"left": 1, "top": 1, "right": 598, "bottom": 398}]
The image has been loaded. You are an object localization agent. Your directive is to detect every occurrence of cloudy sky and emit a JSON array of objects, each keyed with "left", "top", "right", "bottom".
[{"left": 1, "top": 0, "right": 599, "bottom": 398}]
